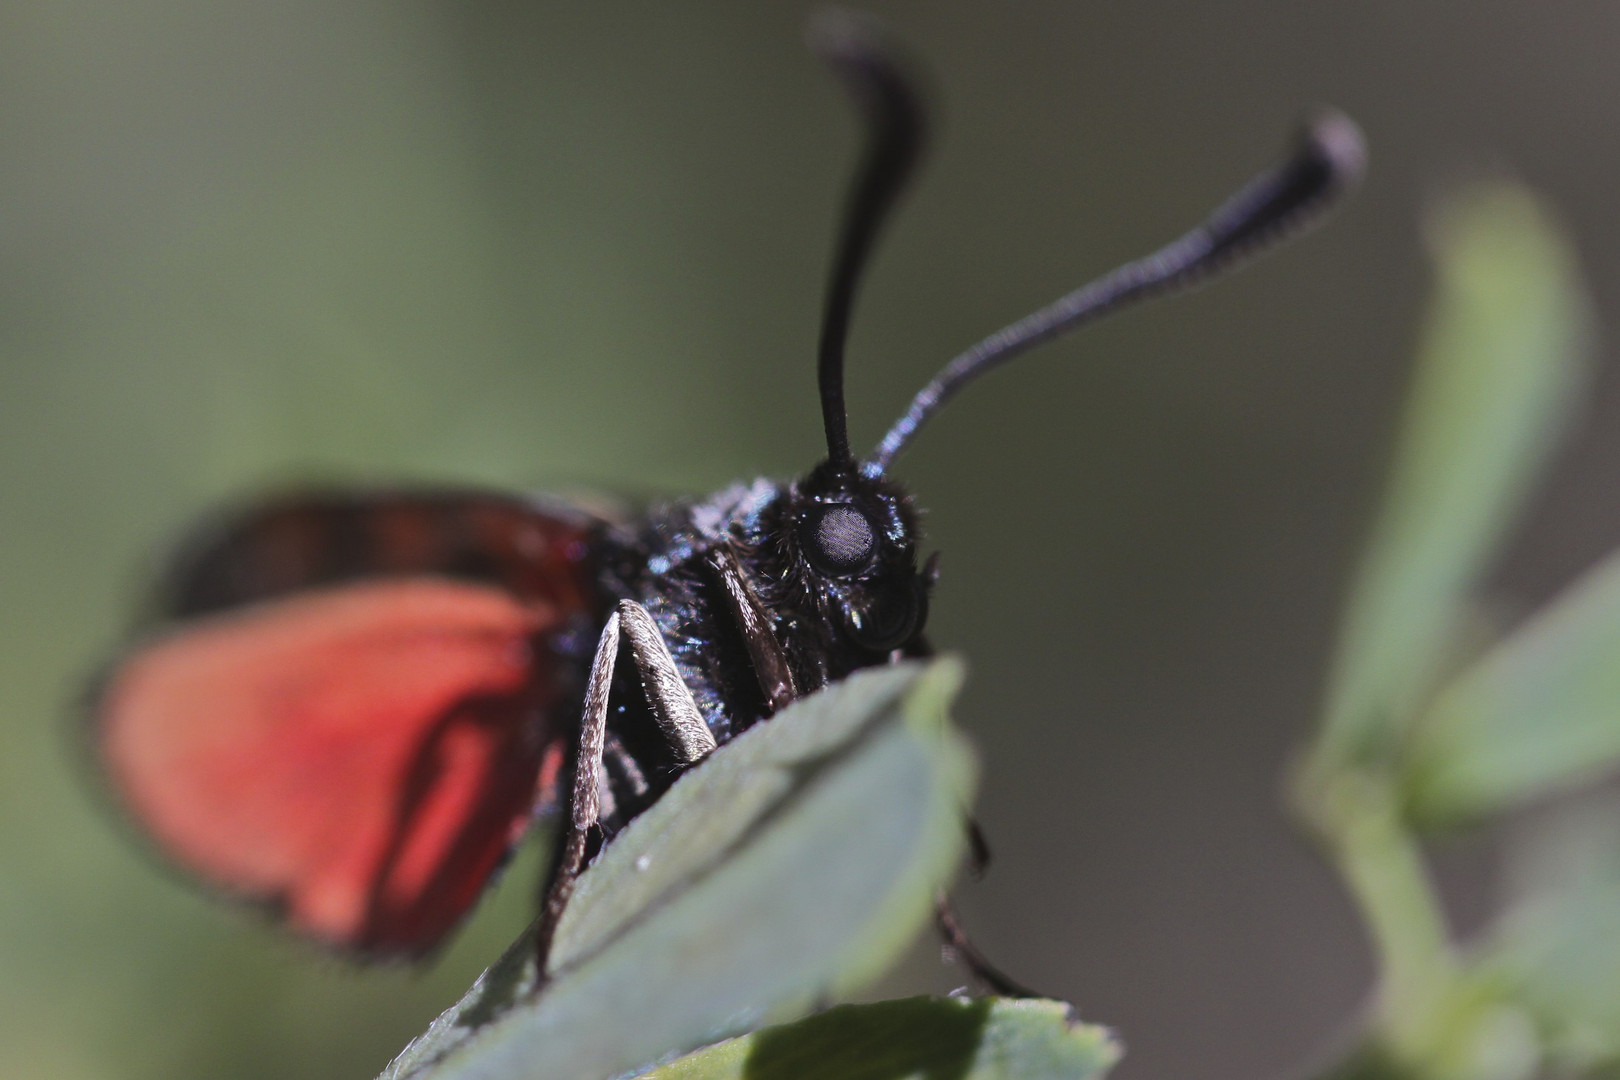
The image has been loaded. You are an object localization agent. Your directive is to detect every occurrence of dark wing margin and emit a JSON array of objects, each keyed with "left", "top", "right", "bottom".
[{"left": 156, "top": 488, "right": 604, "bottom": 620}]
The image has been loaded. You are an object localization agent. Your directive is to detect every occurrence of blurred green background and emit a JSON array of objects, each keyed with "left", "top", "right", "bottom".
[{"left": 4, "top": 2, "right": 1620, "bottom": 1078}]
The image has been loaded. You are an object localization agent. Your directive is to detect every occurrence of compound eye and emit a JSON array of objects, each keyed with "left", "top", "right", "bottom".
[{"left": 804, "top": 503, "right": 878, "bottom": 575}]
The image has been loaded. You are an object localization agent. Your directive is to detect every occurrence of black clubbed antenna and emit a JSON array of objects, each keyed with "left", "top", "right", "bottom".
[
  {"left": 864, "top": 111, "right": 1366, "bottom": 476},
  {"left": 808, "top": 10, "right": 929, "bottom": 471}
]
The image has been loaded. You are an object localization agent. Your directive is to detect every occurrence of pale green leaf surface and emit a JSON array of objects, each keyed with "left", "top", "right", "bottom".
[
  {"left": 1482, "top": 796, "right": 1620, "bottom": 1068},
  {"left": 1404, "top": 548, "right": 1620, "bottom": 824},
  {"left": 1315, "top": 185, "right": 1591, "bottom": 768},
  {"left": 640, "top": 996, "right": 1120, "bottom": 1080},
  {"left": 381, "top": 659, "right": 976, "bottom": 1080}
]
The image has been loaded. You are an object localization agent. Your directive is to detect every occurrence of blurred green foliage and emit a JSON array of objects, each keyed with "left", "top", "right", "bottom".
[
  {"left": 1293, "top": 183, "right": 1620, "bottom": 1080},
  {"left": 1313, "top": 187, "right": 1592, "bottom": 773}
]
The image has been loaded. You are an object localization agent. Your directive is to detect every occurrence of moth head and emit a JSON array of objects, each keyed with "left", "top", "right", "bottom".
[{"left": 787, "top": 459, "right": 927, "bottom": 655}]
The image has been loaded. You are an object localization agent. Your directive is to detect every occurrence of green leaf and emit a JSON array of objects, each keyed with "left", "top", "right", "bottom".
[
  {"left": 1404, "top": 548, "right": 1620, "bottom": 825},
  {"left": 1481, "top": 796, "right": 1620, "bottom": 1070},
  {"left": 381, "top": 658, "right": 977, "bottom": 1080},
  {"left": 638, "top": 996, "right": 1121, "bottom": 1080},
  {"left": 1313, "top": 184, "right": 1592, "bottom": 770}
]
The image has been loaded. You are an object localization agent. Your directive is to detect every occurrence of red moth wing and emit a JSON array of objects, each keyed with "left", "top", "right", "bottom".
[
  {"left": 97, "top": 578, "right": 569, "bottom": 956},
  {"left": 90, "top": 491, "right": 605, "bottom": 955}
]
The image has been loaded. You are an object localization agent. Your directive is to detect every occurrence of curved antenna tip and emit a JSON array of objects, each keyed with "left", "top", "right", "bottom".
[{"left": 1303, "top": 109, "right": 1368, "bottom": 195}]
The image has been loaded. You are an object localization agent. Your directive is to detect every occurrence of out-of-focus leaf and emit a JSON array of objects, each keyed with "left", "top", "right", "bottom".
[
  {"left": 381, "top": 659, "right": 976, "bottom": 1080},
  {"left": 1404, "top": 549, "right": 1620, "bottom": 825},
  {"left": 639, "top": 996, "right": 1120, "bottom": 1080},
  {"left": 1481, "top": 796, "right": 1620, "bottom": 1070},
  {"left": 1314, "top": 184, "right": 1591, "bottom": 770}
]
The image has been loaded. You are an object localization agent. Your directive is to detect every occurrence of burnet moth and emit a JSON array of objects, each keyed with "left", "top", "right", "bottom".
[{"left": 88, "top": 13, "right": 1363, "bottom": 978}]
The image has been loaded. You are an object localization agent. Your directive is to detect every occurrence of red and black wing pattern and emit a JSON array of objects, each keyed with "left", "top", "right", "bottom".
[{"left": 91, "top": 491, "right": 604, "bottom": 956}]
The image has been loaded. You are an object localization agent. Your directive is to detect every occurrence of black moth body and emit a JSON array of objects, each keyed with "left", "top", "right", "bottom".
[{"left": 590, "top": 464, "right": 929, "bottom": 837}]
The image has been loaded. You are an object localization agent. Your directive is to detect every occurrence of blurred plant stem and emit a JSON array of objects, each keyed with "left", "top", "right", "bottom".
[
  {"left": 1307, "top": 771, "right": 1455, "bottom": 1047},
  {"left": 1296, "top": 760, "right": 1543, "bottom": 1080},
  {"left": 1298, "top": 766, "right": 1495, "bottom": 1080}
]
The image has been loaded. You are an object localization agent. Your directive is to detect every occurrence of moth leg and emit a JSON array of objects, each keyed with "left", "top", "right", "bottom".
[
  {"left": 964, "top": 815, "right": 992, "bottom": 880},
  {"left": 706, "top": 542, "right": 797, "bottom": 711},
  {"left": 615, "top": 600, "right": 717, "bottom": 763},
  {"left": 533, "top": 606, "right": 620, "bottom": 971},
  {"left": 532, "top": 600, "right": 715, "bottom": 977},
  {"left": 934, "top": 893, "right": 1045, "bottom": 1000},
  {"left": 934, "top": 817, "right": 1047, "bottom": 999}
]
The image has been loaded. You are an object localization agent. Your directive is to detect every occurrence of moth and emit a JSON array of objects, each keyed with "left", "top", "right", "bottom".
[{"left": 88, "top": 15, "right": 1363, "bottom": 976}]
